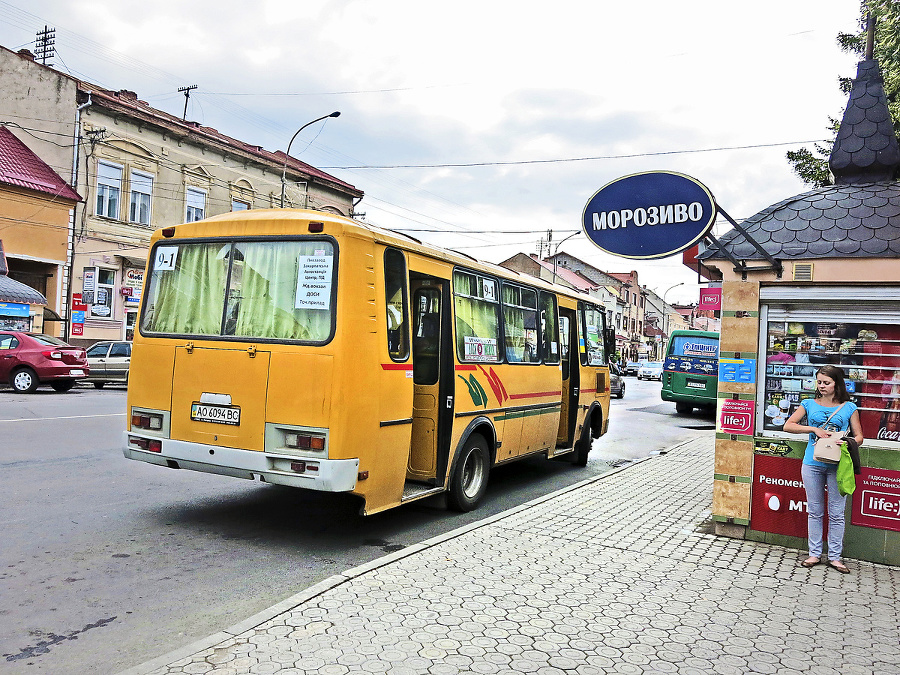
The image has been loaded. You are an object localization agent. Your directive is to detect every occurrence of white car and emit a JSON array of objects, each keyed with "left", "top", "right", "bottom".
[{"left": 637, "top": 361, "right": 663, "bottom": 381}]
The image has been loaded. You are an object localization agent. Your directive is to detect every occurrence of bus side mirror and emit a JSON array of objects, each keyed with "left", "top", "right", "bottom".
[{"left": 603, "top": 328, "right": 616, "bottom": 364}]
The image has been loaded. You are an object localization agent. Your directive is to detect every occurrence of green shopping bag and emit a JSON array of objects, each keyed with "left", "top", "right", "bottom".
[{"left": 837, "top": 443, "right": 856, "bottom": 497}]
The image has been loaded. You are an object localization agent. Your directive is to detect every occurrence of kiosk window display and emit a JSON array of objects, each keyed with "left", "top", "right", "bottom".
[{"left": 762, "top": 319, "right": 900, "bottom": 444}]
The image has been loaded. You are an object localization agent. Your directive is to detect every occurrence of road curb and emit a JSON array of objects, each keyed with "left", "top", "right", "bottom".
[{"left": 117, "top": 446, "right": 679, "bottom": 675}]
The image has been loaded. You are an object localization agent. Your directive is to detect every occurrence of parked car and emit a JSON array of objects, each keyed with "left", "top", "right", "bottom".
[
  {"left": 609, "top": 364, "right": 625, "bottom": 398},
  {"left": 85, "top": 340, "right": 132, "bottom": 388},
  {"left": 624, "top": 360, "right": 647, "bottom": 376},
  {"left": 0, "top": 331, "right": 89, "bottom": 393},
  {"left": 637, "top": 361, "right": 664, "bottom": 381}
]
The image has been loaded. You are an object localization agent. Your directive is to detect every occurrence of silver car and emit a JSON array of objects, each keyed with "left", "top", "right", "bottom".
[{"left": 85, "top": 341, "right": 131, "bottom": 388}]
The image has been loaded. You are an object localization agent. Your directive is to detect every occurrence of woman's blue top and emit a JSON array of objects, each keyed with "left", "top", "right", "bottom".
[{"left": 800, "top": 398, "right": 857, "bottom": 467}]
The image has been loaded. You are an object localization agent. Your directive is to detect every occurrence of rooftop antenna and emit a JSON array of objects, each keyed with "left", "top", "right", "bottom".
[
  {"left": 34, "top": 25, "right": 55, "bottom": 66},
  {"left": 178, "top": 85, "right": 198, "bottom": 120}
]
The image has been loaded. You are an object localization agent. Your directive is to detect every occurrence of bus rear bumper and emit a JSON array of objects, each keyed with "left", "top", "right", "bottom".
[{"left": 123, "top": 433, "right": 359, "bottom": 492}]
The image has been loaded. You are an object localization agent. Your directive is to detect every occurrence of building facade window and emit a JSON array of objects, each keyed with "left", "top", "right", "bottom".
[
  {"left": 84, "top": 267, "right": 116, "bottom": 319},
  {"left": 186, "top": 187, "right": 206, "bottom": 222},
  {"left": 96, "top": 161, "right": 123, "bottom": 219},
  {"left": 232, "top": 199, "right": 250, "bottom": 211},
  {"left": 129, "top": 170, "right": 154, "bottom": 225}
]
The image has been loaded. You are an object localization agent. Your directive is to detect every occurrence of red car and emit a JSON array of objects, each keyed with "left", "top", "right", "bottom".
[{"left": 0, "top": 331, "right": 89, "bottom": 393}]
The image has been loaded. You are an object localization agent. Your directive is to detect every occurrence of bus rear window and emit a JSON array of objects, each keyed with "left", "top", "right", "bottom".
[
  {"left": 669, "top": 336, "right": 719, "bottom": 358},
  {"left": 141, "top": 239, "right": 336, "bottom": 342}
]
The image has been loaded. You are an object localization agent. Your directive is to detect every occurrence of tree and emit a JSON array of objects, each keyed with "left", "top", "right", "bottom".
[{"left": 786, "top": 0, "right": 900, "bottom": 187}]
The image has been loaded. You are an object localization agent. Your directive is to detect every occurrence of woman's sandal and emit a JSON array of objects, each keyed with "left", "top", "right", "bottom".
[
  {"left": 828, "top": 560, "right": 850, "bottom": 574},
  {"left": 799, "top": 557, "right": 821, "bottom": 568}
]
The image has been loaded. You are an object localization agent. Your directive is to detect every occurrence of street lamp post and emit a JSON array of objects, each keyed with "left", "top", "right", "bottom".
[
  {"left": 662, "top": 282, "right": 685, "bottom": 345},
  {"left": 280, "top": 111, "right": 341, "bottom": 208}
]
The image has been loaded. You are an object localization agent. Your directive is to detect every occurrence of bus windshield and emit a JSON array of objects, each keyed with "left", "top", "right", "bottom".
[{"left": 140, "top": 239, "right": 336, "bottom": 342}]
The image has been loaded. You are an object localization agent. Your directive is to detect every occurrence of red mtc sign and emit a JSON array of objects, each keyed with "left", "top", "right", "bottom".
[
  {"left": 750, "top": 455, "right": 808, "bottom": 537},
  {"left": 719, "top": 399, "right": 755, "bottom": 434},
  {"left": 851, "top": 468, "right": 900, "bottom": 533}
]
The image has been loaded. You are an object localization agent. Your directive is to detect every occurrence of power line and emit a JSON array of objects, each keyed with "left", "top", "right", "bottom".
[{"left": 318, "top": 139, "right": 833, "bottom": 170}]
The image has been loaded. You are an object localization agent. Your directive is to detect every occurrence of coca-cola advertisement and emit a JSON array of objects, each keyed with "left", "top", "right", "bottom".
[{"left": 857, "top": 324, "right": 900, "bottom": 441}]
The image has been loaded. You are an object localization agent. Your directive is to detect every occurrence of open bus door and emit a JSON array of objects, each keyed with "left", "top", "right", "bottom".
[
  {"left": 406, "top": 274, "right": 454, "bottom": 496},
  {"left": 556, "top": 307, "right": 580, "bottom": 448}
]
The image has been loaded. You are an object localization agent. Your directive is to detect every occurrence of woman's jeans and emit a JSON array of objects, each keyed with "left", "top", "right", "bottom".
[{"left": 801, "top": 463, "right": 847, "bottom": 560}]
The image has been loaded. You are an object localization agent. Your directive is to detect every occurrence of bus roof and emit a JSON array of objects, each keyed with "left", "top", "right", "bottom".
[{"left": 152, "top": 208, "right": 605, "bottom": 307}]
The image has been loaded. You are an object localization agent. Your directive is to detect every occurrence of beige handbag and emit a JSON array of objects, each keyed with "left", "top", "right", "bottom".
[{"left": 812, "top": 404, "right": 848, "bottom": 464}]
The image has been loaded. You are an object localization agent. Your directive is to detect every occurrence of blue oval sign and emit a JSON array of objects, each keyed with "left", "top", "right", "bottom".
[{"left": 582, "top": 171, "right": 717, "bottom": 259}]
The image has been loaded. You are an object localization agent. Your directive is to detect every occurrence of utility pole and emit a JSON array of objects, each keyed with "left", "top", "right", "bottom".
[
  {"left": 178, "top": 85, "right": 198, "bottom": 120},
  {"left": 35, "top": 25, "right": 55, "bottom": 66}
]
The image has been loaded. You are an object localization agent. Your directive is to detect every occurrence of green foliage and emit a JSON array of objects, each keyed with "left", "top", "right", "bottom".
[{"left": 787, "top": 0, "right": 900, "bottom": 186}]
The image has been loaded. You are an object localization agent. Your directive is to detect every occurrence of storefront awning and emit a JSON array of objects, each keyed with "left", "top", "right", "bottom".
[
  {"left": 117, "top": 255, "right": 147, "bottom": 269},
  {"left": 0, "top": 274, "right": 47, "bottom": 305},
  {"left": 43, "top": 306, "right": 64, "bottom": 321}
]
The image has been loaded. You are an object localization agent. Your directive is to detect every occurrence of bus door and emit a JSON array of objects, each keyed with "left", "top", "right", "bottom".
[
  {"left": 407, "top": 274, "right": 454, "bottom": 485},
  {"left": 556, "top": 307, "right": 579, "bottom": 447}
]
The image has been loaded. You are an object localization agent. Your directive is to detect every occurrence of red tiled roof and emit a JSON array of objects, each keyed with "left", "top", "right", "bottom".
[
  {"left": 0, "top": 126, "right": 81, "bottom": 201},
  {"left": 528, "top": 255, "right": 599, "bottom": 292}
]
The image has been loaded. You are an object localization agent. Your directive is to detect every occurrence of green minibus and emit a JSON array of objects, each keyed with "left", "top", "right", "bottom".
[{"left": 660, "top": 329, "right": 719, "bottom": 413}]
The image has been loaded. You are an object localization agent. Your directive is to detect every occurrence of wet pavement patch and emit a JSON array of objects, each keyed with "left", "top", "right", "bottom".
[
  {"left": 3, "top": 617, "right": 117, "bottom": 663},
  {"left": 363, "top": 538, "right": 406, "bottom": 553}
]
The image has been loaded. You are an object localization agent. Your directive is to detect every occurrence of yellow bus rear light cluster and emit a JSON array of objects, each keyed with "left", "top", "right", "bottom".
[
  {"left": 284, "top": 433, "right": 325, "bottom": 451},
  {"left": 290, "top": 461, "right": 318, "bottom": 474},
  {"left": 130, "top": 436, "right": 162, "bottom": 453},
  {"left": 132, "top": 413, "right": 163, "bottom": 430}
]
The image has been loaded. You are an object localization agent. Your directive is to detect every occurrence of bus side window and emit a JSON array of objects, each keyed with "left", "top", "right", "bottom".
[
  {"left": 384, "top": 249, "right": 409, "bottom": 361},
  {"left": 540, "top": 292, "right": 559, "bottom": 364},
  {"left": 559, "top": 316, "right": 570, "bottom": 380}
]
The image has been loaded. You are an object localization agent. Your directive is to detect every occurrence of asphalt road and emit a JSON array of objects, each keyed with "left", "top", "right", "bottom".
[{"left": 0, "top": 376, "right": 713, "bottom": 674}]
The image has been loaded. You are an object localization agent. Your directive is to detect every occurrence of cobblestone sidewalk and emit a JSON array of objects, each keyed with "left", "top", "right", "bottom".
[{"left": 122, "top": 436, "right": 900, "bottom": 675}]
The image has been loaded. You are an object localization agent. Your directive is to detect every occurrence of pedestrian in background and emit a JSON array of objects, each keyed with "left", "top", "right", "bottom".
[{"left": 783, "top": 364, "right": 863, "bottom": 574}]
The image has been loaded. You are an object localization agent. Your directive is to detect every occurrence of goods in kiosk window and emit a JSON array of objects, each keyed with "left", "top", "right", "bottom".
[{"left": 763, "top": 321, "right": 900, "bottom": 439}]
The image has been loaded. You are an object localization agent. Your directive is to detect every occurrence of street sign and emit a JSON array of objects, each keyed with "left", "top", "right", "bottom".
[{"left": 582, "top": 171, "right": 717, "bottom": 259}]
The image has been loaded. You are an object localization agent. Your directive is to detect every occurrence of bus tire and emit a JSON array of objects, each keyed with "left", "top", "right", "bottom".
[
  {"left": 676, "top": 402, "right": 692, "bottom": 414},
  {"left": 448, "top": 434, "right": 490, "bottom": 512},
  {"left": 572, "top": 415, "right": 596, "bottom": 468}
]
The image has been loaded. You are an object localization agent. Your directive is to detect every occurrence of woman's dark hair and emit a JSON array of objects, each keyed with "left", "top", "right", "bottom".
[{"left": 816, "top": 365, "right": 851, "bottom": 403}]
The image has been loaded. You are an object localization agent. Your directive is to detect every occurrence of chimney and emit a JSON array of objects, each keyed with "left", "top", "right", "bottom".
[{"left": 17, "top": 49, "right": 35, "bottom": 61}]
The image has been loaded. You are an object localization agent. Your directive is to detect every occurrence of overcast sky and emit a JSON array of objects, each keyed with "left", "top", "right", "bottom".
[{"left": 0, "top": 0, "right": 863, "bottom": 304}]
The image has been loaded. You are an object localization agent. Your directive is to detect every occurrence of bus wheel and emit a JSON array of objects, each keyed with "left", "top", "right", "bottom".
[
  {"left": 572, "top": 419, "right": 593, "bottom": 467},
  {"left": 676, "top": 402, "right": 693, "bottom": 414},
  {"left": 448, "top": 435, "right": 490, "bottom": 512}
]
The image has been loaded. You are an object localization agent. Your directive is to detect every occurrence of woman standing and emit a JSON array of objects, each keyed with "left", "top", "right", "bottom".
[{"left": 783, "top": 365, "right": 864, "bottom": 574}]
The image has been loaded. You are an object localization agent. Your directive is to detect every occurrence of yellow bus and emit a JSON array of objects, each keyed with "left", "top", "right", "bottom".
[{"left": 124, "top": 209, "right": 613, "bottom": 515}]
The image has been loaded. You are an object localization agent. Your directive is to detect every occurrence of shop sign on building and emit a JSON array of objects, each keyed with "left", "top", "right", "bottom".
[
  {"left": 697, "top": 287, "right": 721, "bottom": 310},
  {"left": 750, "top": 454, "right": 808, "bottom": 537},
  {"left": 124, "top": 268, "right": 143, "bottom": 306},
  {"left": 851, "top": 468, "right": 900, "bottom": 533},
  {"left": 0, "top": 302, "right": 29, "bottom": 317},
  {"left": 582, "top": 171, "right": 717, "bottom": 259}
]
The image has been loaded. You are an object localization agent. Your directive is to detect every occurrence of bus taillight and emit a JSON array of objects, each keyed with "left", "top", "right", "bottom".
[
  {"left": 285, "top": 433, "right": 325, "bottom": 451},
  {"left": 132, "top": 413, "right": 163, "bottom": 430}
]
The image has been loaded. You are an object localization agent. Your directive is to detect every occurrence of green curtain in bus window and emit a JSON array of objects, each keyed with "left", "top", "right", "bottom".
[
  {"left": 230, "top": 241, "right": 333, "bottom": 341},
  {"left": 143, "top": 242, "right": 227, "bottom": 334},
  {"left": 453, "top": 272, "right": 499, "bottom": 362}
]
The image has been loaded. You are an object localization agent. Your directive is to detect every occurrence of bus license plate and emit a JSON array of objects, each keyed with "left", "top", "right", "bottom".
[
  {"left": 191, "top": 403, "right": 241, "bottom": 425},
  {"left": 686, "top": 380, "right": 706, "bottom": 389}
]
